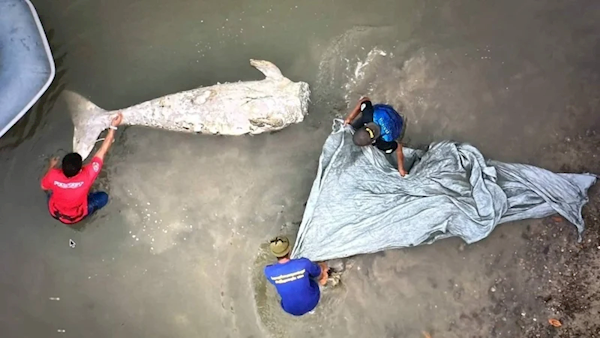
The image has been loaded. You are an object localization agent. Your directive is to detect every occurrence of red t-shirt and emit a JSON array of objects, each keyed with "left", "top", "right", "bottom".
[{"left": 41, "top": 157, "right": 103, "bottom": 224}]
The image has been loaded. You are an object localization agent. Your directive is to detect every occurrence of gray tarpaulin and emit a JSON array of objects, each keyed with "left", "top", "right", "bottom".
[{"left": 290, "top": 120, "right": 597, "bottom": 262}]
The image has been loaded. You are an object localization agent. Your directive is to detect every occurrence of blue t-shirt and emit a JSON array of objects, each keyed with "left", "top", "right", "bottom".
[
  {"left": 372, "top": 104, "right": 403, "bottom": 142},
  {"left": 351, "top": 100, "right": 403, "bottom": 153},
  {"left": 264, "top": 258, "right": 322, "bottom": 316}
]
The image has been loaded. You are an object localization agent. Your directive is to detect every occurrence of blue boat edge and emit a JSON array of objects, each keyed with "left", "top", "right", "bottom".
[{"left": 0, "top": 0, "right": 56, "bottom": 139}]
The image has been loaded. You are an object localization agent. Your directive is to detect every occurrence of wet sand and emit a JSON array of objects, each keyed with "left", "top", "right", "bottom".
[{"left": 1, "top": 0, "right": 599, "bottom": 337}]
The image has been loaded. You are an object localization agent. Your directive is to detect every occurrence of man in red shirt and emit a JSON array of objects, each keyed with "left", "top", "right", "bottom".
[{"left": 41, "top": 113, "right": 123, "bottom": 225}]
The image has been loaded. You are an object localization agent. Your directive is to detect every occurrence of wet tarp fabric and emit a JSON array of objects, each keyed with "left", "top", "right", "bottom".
[{"left": 290, "top": 120, "right": 597, "bottom": 262}]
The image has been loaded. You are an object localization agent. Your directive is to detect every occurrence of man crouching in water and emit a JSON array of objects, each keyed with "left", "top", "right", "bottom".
[
  {"left": 264, "top": 236, "right": 329, "bottom": 316},
  {"left": 344, "top": 97, "right": 408, "bottom": 177},
  {"left": 41, "top": 113, "right": 123, "bottom": 225}
]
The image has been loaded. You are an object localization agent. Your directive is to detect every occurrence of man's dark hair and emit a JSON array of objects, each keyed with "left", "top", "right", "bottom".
[
  {"left": 62, "top": 153, "right": 83, "bottom": 177},
  {"left": 353, "top": 124, "right": 380, "bottom": 146}
]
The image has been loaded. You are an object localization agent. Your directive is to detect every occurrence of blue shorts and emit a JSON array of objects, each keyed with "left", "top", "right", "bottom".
[
  {"left": 47, "top": 191, "right": 109, "bottom": 222},
  {"left": 86, "top": 192, "right": 109, "bottom": 215}
]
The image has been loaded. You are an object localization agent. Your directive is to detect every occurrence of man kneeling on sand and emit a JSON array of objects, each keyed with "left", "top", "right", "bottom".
[
  {"left": 41, "top": 113, "right": 123, "bottom": 225},
  {"left": 264, "top": 236, "right": 329, "bottom": 316},
  {"left": 344, "top": 97, "right": 408, "bottom": 177}
]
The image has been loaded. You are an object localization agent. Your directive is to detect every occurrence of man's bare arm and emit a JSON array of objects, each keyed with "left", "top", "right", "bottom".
[
  {"left": 344, "top": 97, "right": 370, "bottom": 125},
  {"left": 397, "top": 143, "right": 407, "bottom": 177},
  {"left": 318, "top": 262, "right": 329, "bottom": 286},
  {"left": 93, "top": 113, "right": 123, "bottom": 161}
]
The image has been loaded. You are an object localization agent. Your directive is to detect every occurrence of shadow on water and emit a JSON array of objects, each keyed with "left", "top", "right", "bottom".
[{"left": 0, "top": 21, "right": 68, "bottom": 152}]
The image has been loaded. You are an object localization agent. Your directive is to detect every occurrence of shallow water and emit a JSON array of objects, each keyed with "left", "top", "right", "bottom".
[{"left": 1, "top": 0, "right": 599, "bottom": 337}]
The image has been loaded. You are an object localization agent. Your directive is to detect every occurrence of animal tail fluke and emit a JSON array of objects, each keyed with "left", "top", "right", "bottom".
[
  {"left": 249, "top": 59, "right": 284, "bottom": 80},
  {"left": 63, "top": 90, "right": 112, "bottom": 160}
]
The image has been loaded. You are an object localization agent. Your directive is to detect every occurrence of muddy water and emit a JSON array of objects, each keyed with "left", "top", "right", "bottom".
[{"left": 1, "top": 0, "right": 599, "bottom": 337}]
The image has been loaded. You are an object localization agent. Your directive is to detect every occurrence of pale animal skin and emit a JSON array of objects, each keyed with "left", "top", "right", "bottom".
[{"left": 64, "top": 59, "right": 311, "bottom": 159}]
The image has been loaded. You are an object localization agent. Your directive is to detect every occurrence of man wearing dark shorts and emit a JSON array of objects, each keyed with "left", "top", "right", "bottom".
[
  {"left": 344, "top": 97, "right": 407, "bottom": 176},
  {"left": 41, "top": 113, "right": 122, "bottom": 225}
]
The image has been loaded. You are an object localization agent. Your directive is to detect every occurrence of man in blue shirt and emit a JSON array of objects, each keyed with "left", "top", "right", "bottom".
[
  {"left": 264, "top": 236, "right": 328, "bottom": 316},
  {"left": 344, "top": 97, "right": 407, "bottom": 177}
]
